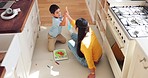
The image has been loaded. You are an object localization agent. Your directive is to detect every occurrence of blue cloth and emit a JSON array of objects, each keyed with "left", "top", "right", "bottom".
[
  {"left": 68, "top": 33, "right": 88, "bottom": 67},
  {"left": 68, "top": 20, "right": 72, "bottom": 30},
  {"left": 48, "top": 17, "right": 62, "bottom": 37}
]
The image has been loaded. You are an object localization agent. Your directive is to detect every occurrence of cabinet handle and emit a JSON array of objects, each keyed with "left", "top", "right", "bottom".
[
  {"left": 140, "top": 57, "right": 148, "bottom": 70},
  {"left": 140, "top": 57, "right": 146, "bottom": 62}
]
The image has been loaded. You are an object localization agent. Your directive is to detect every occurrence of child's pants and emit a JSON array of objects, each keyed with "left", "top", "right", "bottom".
[{"left": 48, "top": 34, "right": 66, "bottom": 52}]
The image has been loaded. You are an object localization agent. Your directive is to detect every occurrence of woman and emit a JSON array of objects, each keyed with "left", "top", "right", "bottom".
[{"left": 66, "top": 11, "right": 102, "bottom": 78}]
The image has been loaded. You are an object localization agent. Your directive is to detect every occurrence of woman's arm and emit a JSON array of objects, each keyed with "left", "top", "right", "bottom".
[
  {"left": 65, "top": 7, "right": 76, "bottom": 28},
  {"left": 81, "top": 38, "right": 96, "bottom": 78},
  {"left": 90, "top": 68, "right": 95, "bottom": 74},
  {"left": 88, "top": 68, "right": 95, "bottom": 78},
  {"left": 60, "top": 13, "right": 67, "bottom": 26}
]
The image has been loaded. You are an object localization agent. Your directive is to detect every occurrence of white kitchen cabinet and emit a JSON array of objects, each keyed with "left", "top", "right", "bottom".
[
  {"left": 95, "top": 0, "right": 110, "bottom": 43},
  {"left": 1, "top": 35, "right": 21, "bottom": 78},
  {"left": 96, "top": 0, "right": 109, "bottom": 31},
  {"left": 85, "top": 0, "right": 97, "bottom": 22},
  {"left": 17, "top": 0, "right": 40, "bottom": 77},
  {"left": 18, "top": 37, "right": 31, "bottom": 78},
  {"left": 1, "top": 0, "right": 40, "bottom": 78},
  {"left": 95, "top": 0, "right": 119, "bottom": 77},
  {"left": 95, "top": 0, "right": 139, "bottom": 78},
  {"left": 15, "top": 56, "right": 27, "bottom": 78},
  {"left": 128, "top": 43, "right": 148, "bottom": 78}
]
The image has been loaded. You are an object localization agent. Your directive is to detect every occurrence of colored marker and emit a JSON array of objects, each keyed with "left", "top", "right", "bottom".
[
  {"left": 55, "top": 61, "right": 59, "bottom": 65},
  {"left": 47, "top": 65, "right": 50, "bottom": 68}
]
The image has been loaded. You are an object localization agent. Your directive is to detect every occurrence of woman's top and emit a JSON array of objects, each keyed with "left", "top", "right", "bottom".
[
  {"left": 70, "top": 20, "right": 102, "bottom": 70},
  {"left": 81, "top": 28, "right": 102, "bottom": 70}
]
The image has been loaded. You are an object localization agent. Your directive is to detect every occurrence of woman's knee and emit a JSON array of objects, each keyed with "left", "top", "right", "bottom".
[
  {"left": 71, "top": 33, "right": 78, "bottom": 41},
  {"left": 79, "top": 59, "right": 88, "bottom": 67}
]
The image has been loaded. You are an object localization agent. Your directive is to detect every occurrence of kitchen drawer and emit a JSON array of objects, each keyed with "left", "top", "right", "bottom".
[
  {"left": 20, "top": 10, "right": 33, "bottom": 41},
  {"left": 96, "top": 13, "right": 104, "bottom": 31},
  {"left": 32, "top": 1, "right": 39, "bottom": 20},
  {"left": 99, "top": 0, "right": 106, "bottom": 8},
  {"left": 32, "top": 15, "right": 39, "bottom": 44},
  {"left": 104, "top": 1, "right": 109, "bottom": 13},
  {"left": 97, "top": 2, "right": 102, "bottom": 12}
]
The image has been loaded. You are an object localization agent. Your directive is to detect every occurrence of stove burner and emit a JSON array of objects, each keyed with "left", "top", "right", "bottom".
[
  {"left": 134, "top": 31, "right": 139, "bottom": 37},
  {"left": 111, "top": 6, "right": 148, "bottom": 38},
  {"left": 112, "top": 6, "right": 148, "bottom": 15}
]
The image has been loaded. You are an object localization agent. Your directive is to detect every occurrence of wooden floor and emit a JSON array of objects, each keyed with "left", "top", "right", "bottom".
[{"left": 37, "top": 0, "right": 93, "bottom": 26}]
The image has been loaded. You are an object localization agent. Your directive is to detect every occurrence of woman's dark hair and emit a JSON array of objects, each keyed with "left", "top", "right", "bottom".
[
  {"left": 49, "top": 4, "right": 59, "bottom": 14},
  {"left": 76, "top": 18, "right": 89, "bottom": 58}
]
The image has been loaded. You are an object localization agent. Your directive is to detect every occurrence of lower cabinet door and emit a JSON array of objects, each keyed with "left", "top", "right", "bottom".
[
  {"left": 15, "top": 56, "right": 26, "bottom": 78},
  {"left": 132, "top": 58, "right": 143, "bottom": 78},
  {"left": 20, "top": 39, "right": 32, "bottom": 78},
  {"left": 131, "top": 44, "right": 148, "bottom": 78},
  {"left": 142, "top": 62, "right": 148, "bottom": 78}
]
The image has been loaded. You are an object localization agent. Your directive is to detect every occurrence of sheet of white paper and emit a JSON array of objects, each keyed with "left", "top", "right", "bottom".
[{"left": 68, "top": 39, "right": 75, "bottom": 47}]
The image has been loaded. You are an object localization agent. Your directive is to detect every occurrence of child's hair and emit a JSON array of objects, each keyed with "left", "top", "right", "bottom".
[
  {"left": 76, "top": 18, "right": 89, "bottom": 58},
  {"left": 49, "top": 4, "right": 60, "bottom": 14}
]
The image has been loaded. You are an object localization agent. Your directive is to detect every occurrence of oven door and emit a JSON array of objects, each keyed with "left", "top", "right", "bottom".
[{"left": 103, "top": 20, "right": 125, "bottom": 78}]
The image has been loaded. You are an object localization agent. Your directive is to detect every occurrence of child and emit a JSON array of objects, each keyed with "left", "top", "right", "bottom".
[{"left": 48, "top": 4, "right": 67, "bottom": 52}]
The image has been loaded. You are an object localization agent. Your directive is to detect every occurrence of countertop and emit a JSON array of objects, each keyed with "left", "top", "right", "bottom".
[
  {"left": 136, "top": 38, "right": 148, "bottom": 58},
  {"left": 0, "top": 0, "right": 34, "bottom": 34},
  {"left": 107, "top": 0, "right": 145, "bottom": 6}
]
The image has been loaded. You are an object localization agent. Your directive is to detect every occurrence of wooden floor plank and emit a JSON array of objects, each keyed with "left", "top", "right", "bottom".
[{"left": 38, "top": 0, "right": 93, "bottom": 26}]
